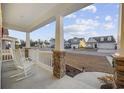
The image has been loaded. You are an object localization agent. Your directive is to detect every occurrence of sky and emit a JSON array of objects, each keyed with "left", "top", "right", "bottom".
[{"left": 9, "top": 3, "right": 119, "bottom": 42}]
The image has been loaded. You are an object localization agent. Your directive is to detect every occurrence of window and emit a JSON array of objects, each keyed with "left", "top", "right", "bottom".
[
  {"left": 74, "top": 39, "right": 77, "bottom": 42},
  {"left": 100, "top": 37, "right": 104, "bottom": 41},
  {"left": 108, "top": 37, "right": 112, "bottom": 41}
]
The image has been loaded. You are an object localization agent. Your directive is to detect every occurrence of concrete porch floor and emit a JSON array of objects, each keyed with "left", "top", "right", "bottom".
[{"left": 1, "top": 61, "right": 96, "bottom": 89}]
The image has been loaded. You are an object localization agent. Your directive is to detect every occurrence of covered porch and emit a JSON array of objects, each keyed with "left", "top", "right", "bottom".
[
  {"left": 2, "top": 60, "right": 96, "bottom": 89},
  {"left": 0, "top": 3, "right": 124, "bottom": 89}
]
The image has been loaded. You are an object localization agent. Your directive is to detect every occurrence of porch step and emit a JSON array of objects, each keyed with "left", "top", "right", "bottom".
[
  {"left": 73, "top": 72, "right": 112, "bottom": 88},
  {"left": 46, "top": 75, "right": 95, "bottom": 89}
]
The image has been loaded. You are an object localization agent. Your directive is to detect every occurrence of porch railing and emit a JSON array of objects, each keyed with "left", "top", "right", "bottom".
[
  {"left": 29, "top": 49, "right": 53, "bottom": 71},
  {"left": 2, "top": 49, "right": 13, "bottom": 62}
]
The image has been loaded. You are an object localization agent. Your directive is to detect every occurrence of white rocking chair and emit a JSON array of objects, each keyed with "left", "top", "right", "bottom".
[{"left": 10, "top": 48, "right": 34, "bottom": 81}]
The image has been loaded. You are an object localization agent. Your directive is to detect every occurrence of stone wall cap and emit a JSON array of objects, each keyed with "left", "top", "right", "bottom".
[{"left": 113, "top": 55, "right": 124, "bottom": 61}]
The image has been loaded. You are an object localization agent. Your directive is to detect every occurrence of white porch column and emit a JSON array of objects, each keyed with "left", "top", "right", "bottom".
[
  {"left": 26, "top": 32, "right": 30, "bottom": 48},
  {"left": 113, "top": 4, "right": 124, "bottom": 88},
  {"left": 53, "top": 16, "right": 65, "bottom": 78},
  {"left": 25, "top": 32, "right": 30, "bottom": 58},
  {"left": 55, "top": 16, "right": 64, "bottom": 51},
  {"left": 117, "top": 4, "right": 124, "bottom": 57}
]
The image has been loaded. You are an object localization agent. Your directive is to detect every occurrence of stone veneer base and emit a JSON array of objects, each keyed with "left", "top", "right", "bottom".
[
  {"left": 53, "top": 50, "right": 66, "bottom": 79},
  {"left": 25, "top": 48, "right": 30, "bottom": 58},
  {"left": 113, "top": 56, "right": 124, "bottom": 88}
]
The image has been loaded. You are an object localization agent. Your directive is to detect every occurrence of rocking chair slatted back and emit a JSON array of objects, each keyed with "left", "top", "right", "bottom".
[
  {"left": 10, "top": 48, "right": 34, "bottom": 81},
  {"left": 11, "top": 49, "right": 27, "bottom": 69}
]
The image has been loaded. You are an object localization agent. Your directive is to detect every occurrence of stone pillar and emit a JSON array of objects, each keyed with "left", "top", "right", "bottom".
[
  {"left": 113, "top": 4, "right": 124, "bottom": 88},
  {"left": 53, "top": 50, "right": 65, "bottom": 78},
  {"left": 53, "top": 16, "right": 65, "bottom": 78},
  {"left": 25, "top": 32, "right": 30, "bottom": 58},
  {"left": 25, "top": 48, "right": 29, "bottom": 58},
  {"left": 113, "top": 56, "right": 124, "bottom": 88}
]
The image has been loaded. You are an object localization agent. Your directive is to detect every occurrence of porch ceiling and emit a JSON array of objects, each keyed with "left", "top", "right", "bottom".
[{"left": 2, "top": 3, "right": 91, "bottom": 32}]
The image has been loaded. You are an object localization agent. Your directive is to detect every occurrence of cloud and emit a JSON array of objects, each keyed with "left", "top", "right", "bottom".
[
  {"left": 115, "top": 14, "right": 119, "bottom": 22},
  {"left": 64, "top": 17, "right": 115, "bottom": 38},
  {"left": 104, "top": 16, "right": 114, "bottom": 30},
  {"left": 115, "top": 14, "right": 118, "bottom": 18},
  {"left": 103, "top": 22, "right": 114, "bottom": 30},
  {"left": 105, "top": 16, "right": 112, "bottom": 21},
  {"left": 64, "top": 19, "right": 99, "bottom": 37},
  {"left": 103, "top": 15, "right": 116, "bottom": 30},
  {"left": 82, "top": 5, "right": 97, "bottom": 13},
  {"left": 65, "top": 14, "right": 76, "bottom": 19},
  {"left": 75, "top": 19, "right": 100, "bottom": 29},
  {"left": 116, "top": 4, "right": 119, "bottom": 8},
  {"left": 95, "top": 16, "right": 100, "bottom": 19}
]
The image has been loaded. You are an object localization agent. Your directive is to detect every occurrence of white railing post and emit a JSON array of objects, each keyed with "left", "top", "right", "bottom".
[{"left": 2, "top": 49, "right": 13, "bottom": 62}]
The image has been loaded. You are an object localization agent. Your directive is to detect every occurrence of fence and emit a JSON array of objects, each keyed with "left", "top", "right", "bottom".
[{"left": 2, "top": 49, "right": 13, "bottom": 62}]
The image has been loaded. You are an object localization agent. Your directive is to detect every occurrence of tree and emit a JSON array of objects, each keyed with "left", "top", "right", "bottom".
[
  {"left": 30, "top": 39, "right": 35, "bottom": 46},
  {"left": 20, "top": 40, "right": 25, "bottom": 47}
]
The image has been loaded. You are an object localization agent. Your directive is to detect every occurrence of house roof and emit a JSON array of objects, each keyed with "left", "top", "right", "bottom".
[
  {"left": 2, "top": 28, "right": 17, "bottom": 41},
  {"left": 68, "top": 37, "right": 85, "bottom": 44},
  {"left": 88, "top": 35, "right": 116, "bottom": 43},
  {"left": 49, "top": 38, "right": 55, "bottom": 42},
  {"left": 64, "top": 41, "right": 70, "bottom": 45},
  {"left": 2, "top": 35, "right": 17, "bottom": 41},
  {"left": 87, "top": 38, "right": 97, "bottom": 43}
]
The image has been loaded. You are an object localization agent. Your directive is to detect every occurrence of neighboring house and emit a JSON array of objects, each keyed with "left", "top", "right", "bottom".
[
  {"left": 49, "top": 38, "right": 71, "bottom": 49},
  {"left": 79, "top": 39, "right": 86, "bottom": 48},
  {"left": 49, "top": 38, "right": 55, "bottom": 48},
  {"left": 64, "top": 41, "right": 71, "bottom": 49},
  {"left": 42, "top": 41, "right": 50, "bottom": 48},
  {"left": 87, "top": 38, "right": 97, "bottom": 48},
  {"left": 87, "top": 35, "right": 116, "bottom": 49},
  {"left": 2, "top": 28, "right": 17, "bottom": 49},
  {"left": 49, "top": 37, "right": 86, "bottom": 49},
  {"left": 68, "top": 37, "right": 86, "bottom": 49}
]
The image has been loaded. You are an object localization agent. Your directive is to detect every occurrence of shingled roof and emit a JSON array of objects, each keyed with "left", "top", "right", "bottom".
[
  {"left": 68, "top": 37, "right": 85, "bottom": 44},
  {"left": 88, "top": 35, "right": 116, "bottom": 43}
]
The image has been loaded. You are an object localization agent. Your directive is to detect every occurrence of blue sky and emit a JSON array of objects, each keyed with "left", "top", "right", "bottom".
[{"left": 9, "top": 3, "right": 119, "bottom": 41}]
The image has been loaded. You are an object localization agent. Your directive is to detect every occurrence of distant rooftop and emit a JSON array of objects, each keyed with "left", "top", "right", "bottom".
[
  {"left": 68, "top": 37, "right": 85, "bottom": 44},
  {"left": 88, "top": 35, "right": 116, "bottom": 43}
]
